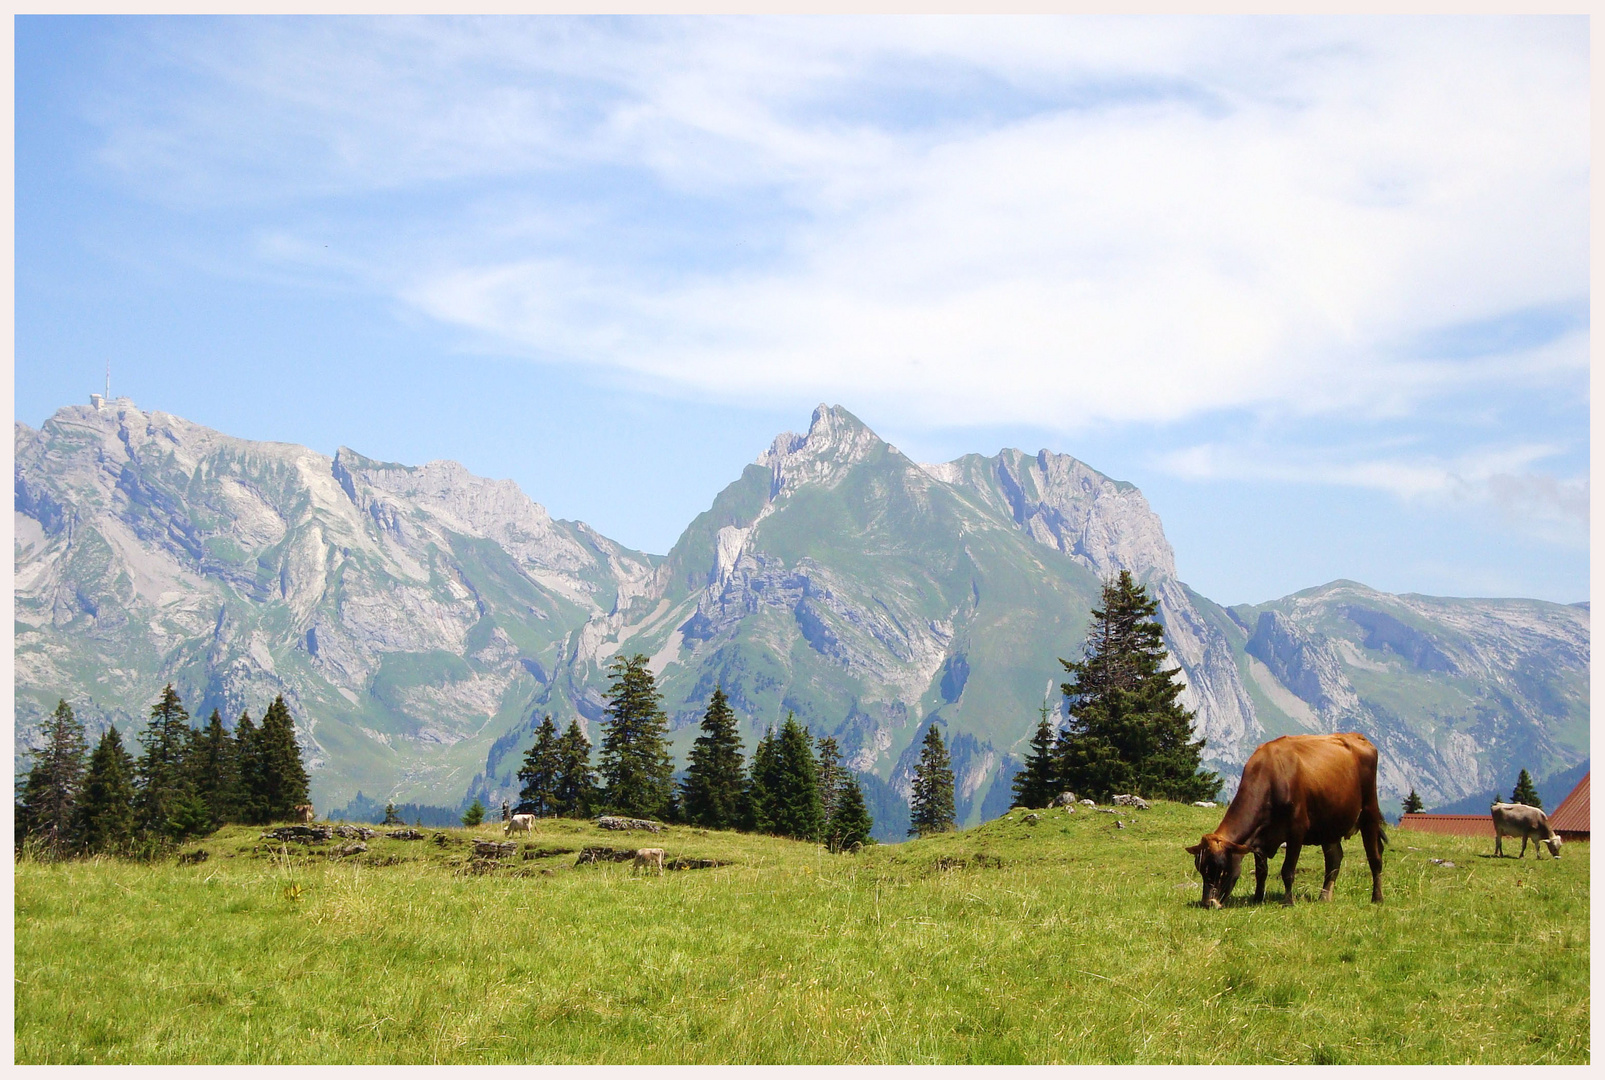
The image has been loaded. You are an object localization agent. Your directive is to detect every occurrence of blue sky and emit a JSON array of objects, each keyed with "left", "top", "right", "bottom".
[{"left": 15, "top": 15, "right": 1589, "bottom": 605}]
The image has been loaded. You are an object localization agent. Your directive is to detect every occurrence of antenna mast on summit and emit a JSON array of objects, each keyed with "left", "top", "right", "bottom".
[{"left": 105, "top": 360, "right": 111, "bottom": 402}]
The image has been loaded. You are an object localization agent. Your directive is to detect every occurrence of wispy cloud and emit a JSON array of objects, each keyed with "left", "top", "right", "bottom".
[{"left": 83, "top": 16, "right": 1589, "bottom": 448}]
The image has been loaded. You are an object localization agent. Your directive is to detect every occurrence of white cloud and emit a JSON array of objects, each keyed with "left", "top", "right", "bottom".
[{"left": 94, "top": 16, "right": 1589, "bottom": 435}]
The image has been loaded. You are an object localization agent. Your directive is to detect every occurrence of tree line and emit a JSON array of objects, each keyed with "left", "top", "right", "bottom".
[
  {"left": 514, "top": 654, "right": 876, "bottom": 851},
  {"left": 1011, "top": 571, "right": 1223, "bottom": 809},
  {"left": 16, "top": 686, "right": 311, "bottom": 856}
]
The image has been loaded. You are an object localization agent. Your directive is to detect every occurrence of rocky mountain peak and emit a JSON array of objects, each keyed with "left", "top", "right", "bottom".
[{"left": 755, "top": 404, "right": 885, "bottom": 500}]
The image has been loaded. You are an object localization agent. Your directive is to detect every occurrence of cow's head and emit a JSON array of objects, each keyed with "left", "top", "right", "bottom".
[
  {"left": 1545, "top": 833, "right": 1563, "bottom": 859},
  {"left": 1186, "top": 833, "right": 1252, "bottom": 909}
]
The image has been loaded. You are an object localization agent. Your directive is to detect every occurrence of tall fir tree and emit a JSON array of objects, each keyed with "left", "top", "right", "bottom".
[
  {"left": 73, "top": 724, "right": 136, "bottom": 853},
  {"left": 767, "top": 714, "right": 825, "bottom": 841},
  {"left": 680, "top": 686, "right": 747, "bottom": 831},
  {"left": 552, "top": 719, "right": 599, "bottom": 817},
  {"left": 232, "top": 711, "right": 264, "bottom": 824},
  {"left": 1509, "top": 769, "right": 1542, "bottom": 809},
  {"left": 598, "top": 654, "right": 674, "bottom": 819},
  {"left": 17, "top": 698, "right": 89, "bottom": 853},
  {"left": 1011, "top": 702, "right": 1062, "bottom": 809},
  {"left": 462, "top": 799, "right": 486, "bottom": 827},
  {"left": 1402, "top": 789, "right": 1425, "bottom": 815},
  {"left": 814, "top": 734, "right": 846, "bottom": 829},
  {"left": 744, "top": 725, "right": 781, "bottom": 833},
  {"left": 516, "top": 715, "right": 563, "bottom": 816},
  {"left": 254, "top": 695, "right": 312, "bottom": 823},
  {"left": 134, "top": 685, "right": 196, "bottom": 837},
  {"left": 1056, "top": 571, "right": 1222, "bottom": 803},
  {"left": 826, "top": 772, "right": 874, "bottom": 851},
  {"left": 188, "top": 709, "right": 239, "bottom": 827},
  {"left": 909, "top": 723, "right": 956, "bottom": 837}
]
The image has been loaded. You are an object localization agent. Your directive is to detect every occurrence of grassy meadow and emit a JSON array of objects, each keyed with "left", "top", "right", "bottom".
[{"left": 14, "top": 802, "right": 1588, "bottom": 1064}]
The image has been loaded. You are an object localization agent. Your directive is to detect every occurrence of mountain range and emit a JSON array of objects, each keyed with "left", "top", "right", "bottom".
[{"left": 15, "top": 399, "right": 1589, "bottom": 839}]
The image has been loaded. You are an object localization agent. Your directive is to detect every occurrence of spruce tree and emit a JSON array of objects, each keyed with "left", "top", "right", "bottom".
[
  {"left": 1509, "top": 769, "right": 1542, "bottom": 808},
  {"left": 382, "top": 802, "right": 403, "bottom": 826},
  {"left": 909, "top": 723, "right": 956, "bottom": 837},
  {"left": 826, "top": 772, "right": 875, "bottom": 851},
  {"left": 552, "top": 719, "right": 599, "bottom": 817},
  {"left": 18, "top": 698, "right": 89, "bottom": 854},
  {"left": 1056, "top": 572, "right": 1222, "bottom": 803},
  {"left": 1011, "top": 702, "right": 1061, "bottom": 809},
  {"left": 516, "top": 715, "right": 562, "bottom": 816},
  {"left": 1402, "top": 789, "right": 1424, "bottom": 815},
  {"left": 253, "top": 696, "right": 311, "bottom": 823},
  {"left": 767, "top": 714, "right": 825, "bottom": 841},
  {"left": 188, "top": 709, "right": 239, "bottom": 827},
  {"left": 462, "top": 799, "right": 486, "bottom": 827},
  {"left": 744, "top": 725, "right": 781, "bottom": 833},
  {"left": 233, "top": 711, "right": 264, "bottom": 825},
  {"left": 598, "top": 654, "right": 674, "bottom": 819},
  {"left": 680, "top": 686, "right": 747, "bottom": 831},
  {"left": 134, "top": 685, "right": 195, "bottom": 837},
  {"left": 815, "top": 734, "right": 846, "bottom": 829},
  {"left": 73, "top": 724, "right": 136, "bottom": 853}
]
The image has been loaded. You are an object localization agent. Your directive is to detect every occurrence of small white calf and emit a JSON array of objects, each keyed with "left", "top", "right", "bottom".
[{"left": 633, "top": 847, "right": 666, "bottom": 876}]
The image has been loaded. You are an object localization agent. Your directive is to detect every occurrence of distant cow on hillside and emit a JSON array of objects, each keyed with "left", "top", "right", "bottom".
[
  {"left": 633, "top": 847, "right": 665, "bottom": 876},
  {"left": 1491, "top": 802, "right": 1562, "bottom": 859},
  {"left": 294, "top": 804, "right": 316, "bottom": 824},
  {"left": 1187, "top": 733, "right": 1386, "bottom": 908},
  {"left": 504, "top": 814, "right": 536, "bottom": 836}
]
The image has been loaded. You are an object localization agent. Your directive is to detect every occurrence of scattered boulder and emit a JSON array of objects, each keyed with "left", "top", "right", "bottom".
[
  {"left": 1024, "top": 812, "right": 1040, "bottom": 824},
  {"left": 1192, "top": 801, "right": 1217, "bottom": 808},
  {"left": 386, "top": 829, "right": 424, "bottom": 840},
  {"left": 431, "top": 831, "right": 465, "bottom": 847},
  {"left": 178, "top": 849, "right": 209, "bottom": 865},
  {"left": 260, "top": 825, "right": 332, "bottom": 842},
  {"left": 1080, "top": 799, "right": 1097, "bottom": 808},
  {"left": 575, "top": 846, "right": 638, "bottom": 866},
  {"left": 522, "top": 845, "right": 576, "bottom": 860},
  {"left": 334, "top": 825, "right": 375, "bottom": 840},
  {"left": 330, "top": 842, "right": 367, "bottom": 859},
  {"left": 1112, "top": 794, "right": 1151, "bottom": 810},
  {"left": 1115, "top": 821, "right": 1127, "bottom": 830},
  {"left": 1096, "top": 807, "right": 1117, "bottom": 815},
  {"left": 1050, "top": 792, "right": 1079, "bottom": 808},
  {"left": 666, "top": 857, "right": 725, "bottom": 871},
  {"left": 473, "top": 840, "right": 516, "bottom": 859},
  {"left": 595, "top": 815, "right": 664, "bottom": 833},
  {"left": 1429, "top": 858, "right": 1458, "bottom": 869}
]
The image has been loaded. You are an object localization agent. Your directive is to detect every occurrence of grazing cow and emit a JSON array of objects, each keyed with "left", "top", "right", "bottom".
[
  {"left": 1186, "top": 733, "right": 1386, "bottom": 908},
  {"left": 632, "top": 847, "right": 666, "bottom": 876},
  {"left": 504, "top": 813, "right": 536, "bottom": 836},
  {"left": 1491, "top": 802, "right": 1562, "bottom": 859},
  {"left": 294, "top": 803, "right": 316, "bottom": 824}
]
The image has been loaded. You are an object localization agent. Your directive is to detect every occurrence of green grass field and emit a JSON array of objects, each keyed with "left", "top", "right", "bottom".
[{"left": 14, "top": 803, "right": 1588, "bottom": 1063}]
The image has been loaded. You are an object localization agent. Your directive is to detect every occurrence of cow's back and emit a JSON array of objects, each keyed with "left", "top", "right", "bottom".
[{"left": 1237, "top": 734, "right": 1375, "bottom": 845}]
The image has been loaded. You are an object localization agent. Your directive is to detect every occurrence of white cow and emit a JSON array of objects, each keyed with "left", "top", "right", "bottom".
[
  {"left": 633, "top": 847, "right": 666, "bottom": 876},
  {"left": 504, "top": 813, "right": 536, "bottom": 836},
  {"left": 1491, "top": 802, "right": 1562, "bottom": 859}
]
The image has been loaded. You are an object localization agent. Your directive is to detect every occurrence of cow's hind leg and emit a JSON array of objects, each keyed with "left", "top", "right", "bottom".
[
  {"left": 1319, "top": 842, "right": 1343, "bottom": 901},
  {"left": 1494, "top": 833, "right": 1504, "bottom": 857},
  {"left": 1280, "top": 843, "right": 1302, "bottom": 905},
  {"left": 1253, "top": 853, "right": 1268, "bottom": 903},
  {"left": 1360, "top": 819, "right": 1384, "bottom": 904}
]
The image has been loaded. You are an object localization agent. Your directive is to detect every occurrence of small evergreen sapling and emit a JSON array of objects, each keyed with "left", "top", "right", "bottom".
[
  {"left": 827, "top": 772, "right": 874, "bottom": 851},
  {"left": 462, "top": 799, "right": 486, "bottom": 827},
  {"left": 382, "top": 802, "right": 403, "bottom": 826},
  {"left": 1011, "top": 702, "right": 1061, "bottom": 809},
  {"left": 1402, "top": 789, "right": 1424, "bottom": 815},
  {"left": 909, "top": 723, "right": 956, "bottom": 837}
]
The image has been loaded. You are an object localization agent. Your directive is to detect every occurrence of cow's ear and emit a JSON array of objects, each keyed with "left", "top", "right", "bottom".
[
  {"left": 1184, "top": 843, "right": 1203, "bottom": 855},
  {"left": 1226, "top": 841, "right": 1253, "bottom": 855}
]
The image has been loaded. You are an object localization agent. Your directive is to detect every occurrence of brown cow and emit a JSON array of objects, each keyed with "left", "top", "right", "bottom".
[
  {"left": 1186, "top": 733, "right": 1386, "bottom": 908},
  {"left": 294, "top": 803, "right": 316, "bottom": 824}
]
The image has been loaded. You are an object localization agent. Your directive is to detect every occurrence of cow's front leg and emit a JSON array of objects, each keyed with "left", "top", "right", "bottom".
[
  {"left": 1319, "top": 841, "right": 1343, "bottom": 901},
  {"left": 1253, "top": 853, "right": 1268, "bottom": 903},
  {"left": 1280, "top": 843, "right": 1302, "bottom": 905}
]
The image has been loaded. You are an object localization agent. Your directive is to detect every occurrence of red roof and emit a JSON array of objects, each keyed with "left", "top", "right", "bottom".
[
  {"left": 1548, "top": 772, "right": 1590, "bottom": 837},
  {"left": 1399, "top": 813, "right": 1493, "bottom": 837}
]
